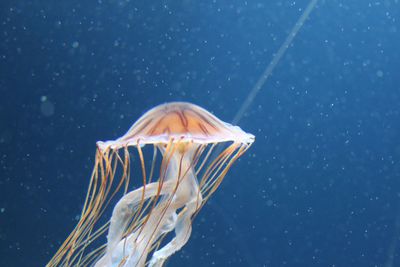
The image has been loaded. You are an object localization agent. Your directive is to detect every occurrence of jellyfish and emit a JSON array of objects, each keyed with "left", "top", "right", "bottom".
[{"left": 47, "top": 102, "right": 254, "bottom": 267}]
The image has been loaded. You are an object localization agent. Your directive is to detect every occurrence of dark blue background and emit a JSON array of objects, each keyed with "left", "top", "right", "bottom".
[{"left": 1, "top": 0, "right": 400, "bottom": 266}]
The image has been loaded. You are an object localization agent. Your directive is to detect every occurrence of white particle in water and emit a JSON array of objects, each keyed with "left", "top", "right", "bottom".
[{"left": 40, "top": 99, "right": 55, "bottom": 117}]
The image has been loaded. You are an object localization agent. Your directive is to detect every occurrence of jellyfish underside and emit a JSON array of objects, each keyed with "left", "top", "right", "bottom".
[{"left": 47, "top": 102, "right": 254, "bottom": 267}]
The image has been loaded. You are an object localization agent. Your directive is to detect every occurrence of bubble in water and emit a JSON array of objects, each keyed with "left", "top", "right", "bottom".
[{"left": 40, "top": 96, "right": 55, "bottom": 117}]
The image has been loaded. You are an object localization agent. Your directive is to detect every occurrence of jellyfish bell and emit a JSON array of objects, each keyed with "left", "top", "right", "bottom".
[
  {"left": 47, "top": 102, "right": 254, "bottom": 267},
  {"left": 97, "top": 101, "right": 254, "bottom": 150}
]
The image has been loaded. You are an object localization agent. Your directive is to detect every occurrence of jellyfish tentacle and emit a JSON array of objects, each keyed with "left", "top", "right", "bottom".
[
  {"left": 148, "top": 192, "right": 201, "bottom": 267},
  {"left": 148, "top": 158, "right": 203, "bottom": 267},
  {"left": 95, "top": 180, "right": 175, "bottom": 267},
  {"left": 124, "top": 197, "right": 179, "bottom": 266}
]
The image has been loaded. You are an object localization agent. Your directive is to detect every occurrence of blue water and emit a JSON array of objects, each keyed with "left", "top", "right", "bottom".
[{"left": 1, "top": 0, "right": 400, "bottom": 266}]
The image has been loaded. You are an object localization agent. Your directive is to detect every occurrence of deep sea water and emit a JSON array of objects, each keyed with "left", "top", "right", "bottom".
[{"left": 1, "top": 0, "right": 400, "bottom": 266}]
